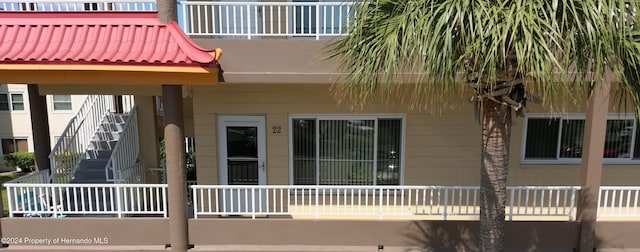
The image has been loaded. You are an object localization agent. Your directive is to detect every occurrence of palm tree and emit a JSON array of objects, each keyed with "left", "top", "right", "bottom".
[{"left": 330, "top": 0, "right": 640, "bottom": 251}]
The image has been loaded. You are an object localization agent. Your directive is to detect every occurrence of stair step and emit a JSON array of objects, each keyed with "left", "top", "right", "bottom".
[
  {"left": 104, "top": 114, "right": 130, "bottom": 124},
  {"left": 86, "top": 150, "right": 113, "bottom": 159},
  {"left": 99, "top": 123, "right": 125, "bottom": 133},
  {"left": 72, "top": 169, "right": 107, "bottom": 181},
  {"left": 94, "top": 131, "right": 121, "bottom": 141},
  {"left": 77, "top": 159, "right": 109, "bottom": 170},
  {"left": 90, "top": 140, "right": 118, "bottom": 150}
]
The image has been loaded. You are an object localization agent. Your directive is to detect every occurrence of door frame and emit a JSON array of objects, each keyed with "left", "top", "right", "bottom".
[{"left": 217, "top": 115, "right": 267, "bottom": 185}]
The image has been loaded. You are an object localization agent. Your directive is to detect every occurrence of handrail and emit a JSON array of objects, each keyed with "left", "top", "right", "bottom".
[
  {"left": 105, "top": 106, "right": 140, "bottom": 182},
  {"left": 49, "top": 95, "right": 113, "bottom": 183},
  {"left": 4, "top": 170, "right": 51, "bottom": 184}
]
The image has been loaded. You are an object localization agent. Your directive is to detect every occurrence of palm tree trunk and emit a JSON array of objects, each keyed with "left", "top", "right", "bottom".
[{"left": 479, "top": 99, "right": 511, "bottom": 252}]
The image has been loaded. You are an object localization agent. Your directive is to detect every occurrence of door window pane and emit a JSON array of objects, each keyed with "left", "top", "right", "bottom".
[
  {"left": 226, "top": 127, "right": 257, "bottom": 158},
  {"left": 228, "top": 161, "right": 258, "bottom": 185}
]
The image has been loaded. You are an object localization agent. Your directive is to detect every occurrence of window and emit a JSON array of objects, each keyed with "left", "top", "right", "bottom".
[
  {"left": 0, "top": 93, "right": 24, "bottom": 111},
  {"left": 52, "top": 95, "right": 72, "bottom": 111},
  {"left": 291, "top": 116, "right": 404, "bottom": 185},
  {"left": 523, "top": 114, "right": 640, "bottom": 163},
  {"left": 1, "top": 138, "right": 28, "bottom": 155}
]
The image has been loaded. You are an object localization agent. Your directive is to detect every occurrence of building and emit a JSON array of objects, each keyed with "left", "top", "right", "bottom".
[
  {"left": 0, "top": 1, "right": 639, "bottom": 251},
  {"left": 0, "top": 83, "right": 87, "bottom": 172}
]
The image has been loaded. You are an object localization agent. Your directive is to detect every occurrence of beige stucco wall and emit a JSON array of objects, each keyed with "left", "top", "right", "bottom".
[
  {"left": 0, "top": 84, "right": 86, "bottom": 171},
  {"left": 192, "top": 83, "right": 640, "bottom": 187}
]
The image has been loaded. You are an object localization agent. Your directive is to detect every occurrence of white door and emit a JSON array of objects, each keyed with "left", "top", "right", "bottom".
[{"left": 218, "top": 115, "right": 267, "bottom": 213}]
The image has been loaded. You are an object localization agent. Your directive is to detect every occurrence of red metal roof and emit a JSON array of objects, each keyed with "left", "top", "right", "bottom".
[{"left": 0, "top": 12, "right": 218, "bottom": 67}]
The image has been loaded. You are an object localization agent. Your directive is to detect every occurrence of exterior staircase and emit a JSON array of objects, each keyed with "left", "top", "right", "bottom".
[
  {"left": 50, "top": 95, "right": 142, "bottom": 184},
  {"left": 70, "top": 114, "right": 129, "bottom": 183}
]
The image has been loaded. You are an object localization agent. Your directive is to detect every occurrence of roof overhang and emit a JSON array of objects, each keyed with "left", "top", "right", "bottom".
[{"left": 0, "top": 12, "right": 221, "bottom": 85}]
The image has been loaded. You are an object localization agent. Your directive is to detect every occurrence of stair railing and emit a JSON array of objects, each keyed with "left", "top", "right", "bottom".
[
  {"left": 49, "top": 95, "right": 114, "bottom": 183},
  {"left": 105, "top": 106, "right": 140, "bottom": 182}
]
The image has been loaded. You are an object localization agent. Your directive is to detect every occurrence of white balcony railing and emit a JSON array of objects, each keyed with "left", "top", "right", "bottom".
[
  {"left": 178, "top": 1, "right": 353, "bottom": 39},
  {"left": 5, "top": 183, "right": 168, "bottom": 218},
  {"left": 598, "top": 186, "right": 640, "bottom": 219},
  {"left": 6, "top": 184, "right": 640, "bottom": 221},
  {"left": 192, "top": 185, "right": 581, "bottom": 220},
  {"left": 0, "top": 0, "right": 156, "bottom": 11}
]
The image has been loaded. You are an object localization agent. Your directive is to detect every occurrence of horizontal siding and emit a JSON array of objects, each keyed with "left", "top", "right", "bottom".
[{"left": 192, "top": 84, "right": 640, "bottom": 187}]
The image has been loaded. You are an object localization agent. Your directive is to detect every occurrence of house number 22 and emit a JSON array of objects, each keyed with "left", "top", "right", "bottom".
[{"left": 272, "top": 125, "right": 282, "bottom": 134}]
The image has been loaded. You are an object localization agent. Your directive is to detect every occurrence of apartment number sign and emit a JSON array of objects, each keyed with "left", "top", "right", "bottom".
[{"left": 272, "top": 125, "right": 282, "bottom": 134}]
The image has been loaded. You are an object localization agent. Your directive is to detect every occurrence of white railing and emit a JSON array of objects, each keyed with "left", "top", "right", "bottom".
[
  {"left": 49, "top": 95, "right": 114, "bottom": 184},
  {"left": 5, "top": 170, "right": 51, "bottom": 184},
  {"left": 5, "top": 183, "right": 167, "bottom": 218},
  {"left": 179, "top": 1, "right": 354, "bottom": 39},
  {"left": 507, "top": 186, "right": 580, "bottom": 221},
  {"left": 0, "top": 0, "right": 156, "bottom": 11},
  {"left": 598, "top": 186, "right": 640, "bottom": 219},
  {"left": 192, "top": 185, "right": 580, "bottom": 220},
  {"left": 105, "top": 106, "right": 139, "bottom": 182}
]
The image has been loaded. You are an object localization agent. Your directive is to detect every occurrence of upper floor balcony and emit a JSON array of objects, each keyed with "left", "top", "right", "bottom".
[{"left": 0, "top": 0, "right": 353, "bottom": 40}]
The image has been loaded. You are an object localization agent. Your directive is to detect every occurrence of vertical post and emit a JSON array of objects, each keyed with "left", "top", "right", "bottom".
[
  {"left": 163, "top": 85, "right": 189, "bottom": 252},
  {"left": 158, "top": 1, "right": 189, "bottom": 251},
  {"left": 578, "top": 72, "right": 610, "bottom": 252},
  {"left": 315, "top": 2, "right": 320, "bottom": 40},
  {"left": 246, "top": 4, "right": 251, "bottom": 39},
  {"left": 28, "top": 84, "right": 52, "bottom": 172}
]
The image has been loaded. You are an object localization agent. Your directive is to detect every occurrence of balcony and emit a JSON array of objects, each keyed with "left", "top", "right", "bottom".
[
  {"left": 0, "top": 0, "right": 353, "bottom": 40},
  {"left": 5, "top": 172, "right": 640, "bottom": 221}
]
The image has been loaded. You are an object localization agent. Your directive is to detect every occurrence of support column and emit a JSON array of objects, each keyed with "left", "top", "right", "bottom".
[
  {"left": 578, "top": 74, "right": 610, "bottom": 252},
  {"left": 27, "top": 84, "right": 51, "bottom": 172},
  {"left": 134, "top": 95, "right": 161, "bottom": 183},
  {"left": 162, "top": 85, "right": 189, "bottom": 252}
]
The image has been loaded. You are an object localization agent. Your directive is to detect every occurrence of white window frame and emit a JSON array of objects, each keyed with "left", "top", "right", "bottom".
[
  {"left": 0, "top": 92, "right": 25, "bottom": 112},
  {"left": 288, "top": 114, "right": 406, "bottom": 185},
  {"left": 521, "top": 113, "right": 640, "bottom": 165},
  {"left": 50, "top": 95, "right": 73, "bottom": 112}
]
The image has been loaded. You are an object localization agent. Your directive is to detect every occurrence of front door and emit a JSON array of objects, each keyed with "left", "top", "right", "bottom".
[{"left": 218, "top": 115, "right": 267, "bottom": 213}]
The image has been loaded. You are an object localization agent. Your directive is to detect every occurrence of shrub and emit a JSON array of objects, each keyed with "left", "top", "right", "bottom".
[{"left": 3, "top": 152, "right": 35, "bottom": 173}]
